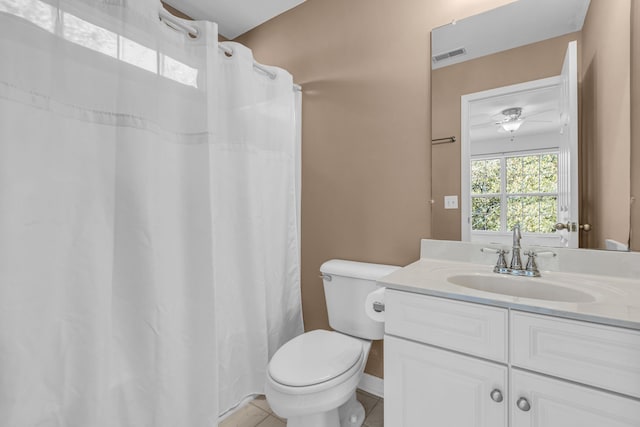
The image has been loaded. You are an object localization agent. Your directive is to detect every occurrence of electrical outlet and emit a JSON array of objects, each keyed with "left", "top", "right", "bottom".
[{"left": 444, "top": 195, "right": 458, "bottom": 209}]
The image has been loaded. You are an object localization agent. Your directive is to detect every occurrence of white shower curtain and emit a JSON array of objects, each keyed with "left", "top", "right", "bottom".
[{"left": 0, "top": 1, "right": 303, "bottom": 426}]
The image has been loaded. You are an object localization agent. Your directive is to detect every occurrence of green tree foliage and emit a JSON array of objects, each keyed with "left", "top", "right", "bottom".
[
  {"left": 472, "top": 197, "right": 500, "bottom": 231},
  {"left": 471, "top": 159, "right": 500, "bottom": 194},
  {"left": 471, "top": 153, "right": 558, "bottom": 233}
]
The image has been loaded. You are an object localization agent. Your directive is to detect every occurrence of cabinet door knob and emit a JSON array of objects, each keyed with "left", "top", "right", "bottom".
[
  {"left": 516, "top": 397, "right": 531, "bottom": 412},
  {"left": 490, "top": 389, "right": 503, "bottom": 403}
]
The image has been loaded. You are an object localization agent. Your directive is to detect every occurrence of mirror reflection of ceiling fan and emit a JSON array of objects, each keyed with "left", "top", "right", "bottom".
[{"left": 493, "top": 106, "right": 552, "bottom": 133}]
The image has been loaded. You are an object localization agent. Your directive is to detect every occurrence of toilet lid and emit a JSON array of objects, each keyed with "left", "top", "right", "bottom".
[{"left": 269, "top": 330, "right": 363, "bottom": 387}]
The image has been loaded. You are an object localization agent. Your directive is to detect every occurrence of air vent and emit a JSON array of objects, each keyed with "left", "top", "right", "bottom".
[{"left": 432, "top": 47, "right": 467, "bottom": 63}]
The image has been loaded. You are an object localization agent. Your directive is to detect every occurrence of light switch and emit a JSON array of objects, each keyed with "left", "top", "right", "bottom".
[{"left": 444, "top": 195, "right": 458, "bottom": 209}]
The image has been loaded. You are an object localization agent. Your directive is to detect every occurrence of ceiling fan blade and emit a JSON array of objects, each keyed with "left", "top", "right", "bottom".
[
  {"left": 521, "top": 107, "right": 557, "bottom": 119},
  {"left": 470, "top": 122, "right": 496, "bottom": 129}
]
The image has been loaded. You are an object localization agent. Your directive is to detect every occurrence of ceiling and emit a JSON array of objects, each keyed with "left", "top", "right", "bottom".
[
  {"left": 432, "top": 0, "right": 588, "bottom": 142},
  {"left": 431, "top": 0, "right": 590, "bottom": 69},
  {"left": 164, "top": 0, "right": 306, "bottom": 39},
  {"left": 166, "top": 0, "right": 582, "bottom": 140},
  {"left": 166, "top": 0, "right": 590, "bottom": 54},
  {"left": 469, "top": 84, "right": 563, "bottom": 142}
]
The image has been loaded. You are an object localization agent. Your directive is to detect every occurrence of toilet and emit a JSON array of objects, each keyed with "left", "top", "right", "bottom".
[{"left": 265, "top": 259, "right": 399, "bottom": 427}]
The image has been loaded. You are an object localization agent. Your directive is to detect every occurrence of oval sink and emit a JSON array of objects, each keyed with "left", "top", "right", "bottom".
[{"left": 447, "top": 274, "right": 596, "bottom": 303}]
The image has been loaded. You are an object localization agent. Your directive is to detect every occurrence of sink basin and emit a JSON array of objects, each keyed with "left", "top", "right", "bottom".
[{"left": 447, "top": 274, "right": 596, "bottom": 303}]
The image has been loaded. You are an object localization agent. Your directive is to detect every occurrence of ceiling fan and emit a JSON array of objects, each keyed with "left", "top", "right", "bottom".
[
  {"left": 493, "top": 106, "right": 554, "bottom": 133},
  {"left": 495, "top": 107, "right": 524, "bottom": 132}
]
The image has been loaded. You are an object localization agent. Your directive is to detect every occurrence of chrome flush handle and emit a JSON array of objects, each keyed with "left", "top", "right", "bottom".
[{"left": 372, "top": 301, "right": 385, "bottom": 313}]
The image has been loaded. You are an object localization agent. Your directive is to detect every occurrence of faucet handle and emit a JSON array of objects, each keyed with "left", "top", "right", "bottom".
[
  {"left": 524, "top": 250, "right": 557, "bottom": 259},
  {"left": 495, "top": 250, "right": 508, "bottom": 270},
  {"left": 523, "top": 251, "right": 539, "bottom": 274},
  {"left": 481, "top": 248, "right": 510, "bottom": 272},
  {"left": 481, "top": 247, "right": 509, "bottom": 254},
  {"left": 531, "top": 250, "right": 557, "bottom": 258}
]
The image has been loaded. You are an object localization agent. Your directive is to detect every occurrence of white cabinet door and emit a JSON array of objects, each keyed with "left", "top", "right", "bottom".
[
  {"left": 511, "top": 369, "right": 640, "bottom": 427},
  {"left": 385, "top": 335, "right": 507, "bottom": 427}
]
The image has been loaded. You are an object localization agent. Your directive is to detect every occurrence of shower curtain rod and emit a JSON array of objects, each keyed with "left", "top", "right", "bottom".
[{"left": 159, "top": 10, "right": 302, "bottom": 92}]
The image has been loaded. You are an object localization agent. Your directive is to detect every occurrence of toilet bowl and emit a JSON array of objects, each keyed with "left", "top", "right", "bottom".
[
  {"left": 266, "top": 330, "right": 371, "bottom": 427},
  {"left": 265, "top": 260, "right": 399, "bottom": 427}
]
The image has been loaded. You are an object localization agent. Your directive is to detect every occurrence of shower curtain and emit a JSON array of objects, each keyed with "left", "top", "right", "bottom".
[{"left": 0, "top": 1, "right": 303, "bottom": 426}]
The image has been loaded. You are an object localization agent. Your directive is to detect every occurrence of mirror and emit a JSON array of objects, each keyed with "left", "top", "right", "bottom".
[{"left": 430, "top": 0, "right": 638, "bottom": 251}]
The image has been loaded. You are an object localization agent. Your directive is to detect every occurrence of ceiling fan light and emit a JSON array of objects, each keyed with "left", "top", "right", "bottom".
[{"left": 501, "top": 120, "right": 523, "bottom": 132}]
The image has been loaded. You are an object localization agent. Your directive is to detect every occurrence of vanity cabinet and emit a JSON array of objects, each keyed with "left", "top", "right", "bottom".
[
  {"left": 384, "top": 290, "right": 640, "bottom": 427},
  {"left": 385, "top": 335, "right": 507, "bottom": 427}
]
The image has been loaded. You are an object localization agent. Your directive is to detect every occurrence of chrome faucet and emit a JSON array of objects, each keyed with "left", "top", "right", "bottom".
[
  {"left": 483, "top": 224, "right": 544, "bottom": 277},
  {"left": 510, "top": 224, "right": 523, "bottom": 271}
]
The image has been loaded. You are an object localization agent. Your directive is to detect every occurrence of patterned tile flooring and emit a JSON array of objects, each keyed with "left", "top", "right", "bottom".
[{"left": 219, "top": 390, "right": 383, "bottom": 427}]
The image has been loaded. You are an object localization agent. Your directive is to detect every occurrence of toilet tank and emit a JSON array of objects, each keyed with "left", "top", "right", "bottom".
[{"left": 320, "top": 259, "right": 400, "bottom": 340}]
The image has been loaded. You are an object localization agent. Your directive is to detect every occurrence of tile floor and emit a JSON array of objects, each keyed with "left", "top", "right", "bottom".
[{"left": 219, "top": 389, "right": 383, "bottom": 427}]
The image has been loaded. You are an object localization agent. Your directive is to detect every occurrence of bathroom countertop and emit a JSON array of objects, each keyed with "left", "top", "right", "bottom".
[{"left": 379, "top": 258, "right": 640, "bottom": 330}]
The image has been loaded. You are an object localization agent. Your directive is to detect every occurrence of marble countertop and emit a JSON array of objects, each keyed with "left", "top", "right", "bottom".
[{"left": 379, "top": 257, "right": 640, "bottom": 330}]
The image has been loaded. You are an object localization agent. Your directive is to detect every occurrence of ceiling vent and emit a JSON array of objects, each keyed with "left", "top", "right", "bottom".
[{"left": 432, "top": 47, "right": 467, "bottom": 63}]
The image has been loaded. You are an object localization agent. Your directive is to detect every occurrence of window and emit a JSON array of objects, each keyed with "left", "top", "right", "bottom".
[
  {"left": 1, "top": 0, "right": 198, "bottom": 87},
  {"left": 471, "top": 152, "right": 558, "bottom": 235}
]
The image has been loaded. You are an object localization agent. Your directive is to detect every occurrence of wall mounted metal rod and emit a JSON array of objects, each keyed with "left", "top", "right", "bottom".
[{"left": 432, "top": 136, "right": 456, "bottom": 145}]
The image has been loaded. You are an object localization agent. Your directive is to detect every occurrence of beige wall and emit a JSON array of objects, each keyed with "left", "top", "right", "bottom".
[
  {"left": 236, "top": 0, "right": 514, "bottom": 378},
  {"left": 632, "top": 1, "right": 640, "bottom": 251},
  {"left": 431, "top": 33, "right": 580, "bottom": 242},
  {"left": 162, "top": 2, "right": 191, "bottom": 20},
  {"left": 581, "top": 0, "right": 631, "bottom": 249}
]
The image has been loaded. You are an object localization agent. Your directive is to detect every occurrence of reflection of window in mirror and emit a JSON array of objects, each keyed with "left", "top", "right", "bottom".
[
  {"left": 470, "top": 151, "right": 558, "bottom": 237},
  {"left": 461, "top": 57, "right": 578, "bottom": 249}
]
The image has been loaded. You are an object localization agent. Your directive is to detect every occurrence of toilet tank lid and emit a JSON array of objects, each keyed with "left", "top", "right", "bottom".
[{"left": 320, "top": 259, "right": 400, "bottom": 281}]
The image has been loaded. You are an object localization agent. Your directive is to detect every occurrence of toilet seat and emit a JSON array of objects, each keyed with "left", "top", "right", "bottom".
[{"left": 269, "top": 330, "right": 364, "bottom": 387}]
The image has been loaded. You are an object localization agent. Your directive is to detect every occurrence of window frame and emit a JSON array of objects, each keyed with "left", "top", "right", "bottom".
[{"left": 469, "top": 149, "right": 560, "bottom": 244}]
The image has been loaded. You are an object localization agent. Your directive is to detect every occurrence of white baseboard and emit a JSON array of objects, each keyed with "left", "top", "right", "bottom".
[{"left": 357, "top": 373, "right": 384, "bottom": 398}]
